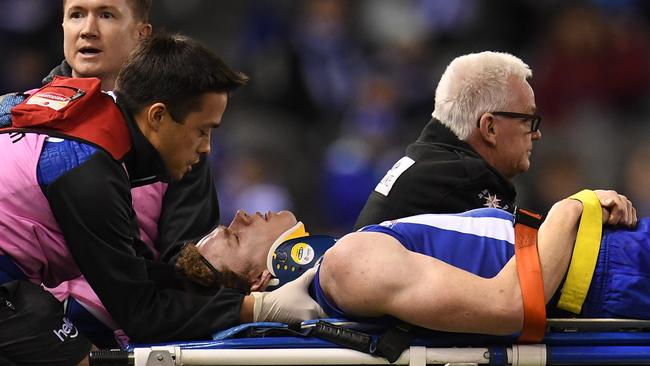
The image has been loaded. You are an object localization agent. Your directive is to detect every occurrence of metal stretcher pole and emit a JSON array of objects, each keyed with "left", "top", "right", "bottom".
[
  {"left": 92, "top": 344, "right": 650, "bottom": 365},
  {"left": 127, "top": 346, "right": 492, "bottom": 365}
]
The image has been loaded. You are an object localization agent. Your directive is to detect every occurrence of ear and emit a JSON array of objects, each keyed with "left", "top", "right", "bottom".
[
  {"left": 250, "top": 270, "right": 272, "bottom": 292},
  {"left": 145, "top": 102, "right": 167, "bottom": 132},
  {"left": 477, "top": 113, "right": 498, "bottom": 146},
  {"left": 137, "top": 23, "right": 152, "bottom": 40}
]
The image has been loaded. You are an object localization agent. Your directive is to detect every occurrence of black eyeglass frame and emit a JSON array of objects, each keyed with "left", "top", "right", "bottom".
[{"left": 476, "top": 111, "right": 542, "bottom": 133}]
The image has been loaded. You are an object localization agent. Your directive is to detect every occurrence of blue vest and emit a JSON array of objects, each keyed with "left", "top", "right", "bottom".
[
  {"left": 311, "top": 208, "right": 516, "bottom": 321},
  {"left": 360, "top": 208, "right": 515, "bottom": 278}
]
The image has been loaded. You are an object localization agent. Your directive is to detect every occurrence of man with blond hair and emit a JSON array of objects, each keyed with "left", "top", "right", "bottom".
[{"left": 356, "top": 51, "right": 542, "bottom": 229}]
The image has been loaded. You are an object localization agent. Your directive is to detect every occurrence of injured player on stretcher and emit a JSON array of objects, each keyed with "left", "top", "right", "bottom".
[{"left": 180, "top": 189, "right": 644, "bottom": 338}]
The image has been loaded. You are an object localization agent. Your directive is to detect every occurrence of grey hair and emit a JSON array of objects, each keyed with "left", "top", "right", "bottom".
[{"left": 431, "top": 51, "right": 532, "bottom": 140}]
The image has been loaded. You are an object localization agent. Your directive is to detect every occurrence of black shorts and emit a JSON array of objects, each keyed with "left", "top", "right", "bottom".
[{"left": 0, "top": 280, "right": 92, "bottom": 366}]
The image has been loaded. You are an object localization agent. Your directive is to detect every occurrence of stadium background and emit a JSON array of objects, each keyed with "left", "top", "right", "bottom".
[{"left": 1, "top": 0, "right": 649, "bottom": 235}]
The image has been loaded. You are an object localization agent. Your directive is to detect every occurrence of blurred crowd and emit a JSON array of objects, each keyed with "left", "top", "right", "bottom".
[{"left": 2, "top": 0, "right": 650, "bottom": 235}]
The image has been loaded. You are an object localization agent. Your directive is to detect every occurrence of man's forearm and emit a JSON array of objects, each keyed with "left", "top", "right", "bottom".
[
  {"left": 240, "top": 295, "right": 254, "bottom": 323},
  {"left": 537, "top": 198, "right": 582, "bottom": 301},
  {"left": 489, "top": 198, "right": 582, "bottom": 334}
]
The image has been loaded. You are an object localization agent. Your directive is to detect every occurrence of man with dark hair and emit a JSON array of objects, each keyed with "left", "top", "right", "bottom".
[
  {"left": 0, "top": 0, "right": 229, "bottom": 351},
  {"left": 50, "top": 0, "right": 221, "bottom": 263},
  {"left": 0, "top": 33, "right": 324, "bottom": 366}
]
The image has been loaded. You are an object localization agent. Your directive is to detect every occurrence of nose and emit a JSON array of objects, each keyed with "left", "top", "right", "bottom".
[
  {"left": 532, "top": 129, "right": 542, "bottom": 141},
  {"left": 198, "top": 133, "right": 211, "bottom": 155},
  {"left": 229, "top": 210, "right": 252, "bottom": 230},
  {"left": 80, "top": 14, "right": 99, "bottom": 38}
]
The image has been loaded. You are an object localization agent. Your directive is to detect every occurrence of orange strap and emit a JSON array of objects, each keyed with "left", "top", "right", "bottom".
[{"left": 514, "top": 208, "right": 546, "bottom": 343}]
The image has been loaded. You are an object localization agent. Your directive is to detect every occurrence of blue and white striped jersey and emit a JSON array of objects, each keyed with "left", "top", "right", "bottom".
[
  {"left": 359, "top": 207, "right": 516, "bottom": 278},
  {"left": 314, "top": 209, "right": 650, "bottom": 322},
  {"left": 310, "top": 208, "right": 518, "bottom": 321}
]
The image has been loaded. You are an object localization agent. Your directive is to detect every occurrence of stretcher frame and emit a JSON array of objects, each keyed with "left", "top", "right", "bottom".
[{"left": 91, "top": 318, "right": 650, "bottom": 366}]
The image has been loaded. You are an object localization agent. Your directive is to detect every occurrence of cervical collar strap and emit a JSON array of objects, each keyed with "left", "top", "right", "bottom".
[
  {"left": 266, "top": 222, "right": 309, "bottom": 278},
  {"left": 266, "top": 224, "right": 337, "bottom": 288}
]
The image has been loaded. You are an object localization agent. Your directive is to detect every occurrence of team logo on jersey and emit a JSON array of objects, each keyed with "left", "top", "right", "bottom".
[{"left": 478, "top": 189, "right": 501, "bottom": 208}]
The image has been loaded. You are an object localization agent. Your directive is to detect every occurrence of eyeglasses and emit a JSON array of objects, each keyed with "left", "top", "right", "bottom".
[{"left": 476, "top": 111, "right": 542, "bottom": 133}]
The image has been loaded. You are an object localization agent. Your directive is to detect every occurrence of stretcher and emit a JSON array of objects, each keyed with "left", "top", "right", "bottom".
[
  {"left": 89, "top": 318, "right": 650, "bottom": 366},
  {"left": 89, "top": 198, "right": 645, "bottom": 365}
]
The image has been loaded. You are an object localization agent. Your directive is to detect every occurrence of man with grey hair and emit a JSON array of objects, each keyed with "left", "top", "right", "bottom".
[{"left": 355, "top": 51, "right": 542, "bottom": 229}]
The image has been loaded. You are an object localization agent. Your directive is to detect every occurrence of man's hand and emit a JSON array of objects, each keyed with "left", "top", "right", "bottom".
[
  {"left": 250, "top": 266, "right": 327, "bottom": 323},
  {"left": 593, "top": 190, "right": 637, "bottom": 228}
]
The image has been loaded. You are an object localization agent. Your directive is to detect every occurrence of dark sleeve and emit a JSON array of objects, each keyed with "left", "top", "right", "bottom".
[
  {"left": 355, "top": 191, "right": 405, "bottom": 229},
  {"left": 157, "top": 155, "right": 220, "bottom": 262},
  {"left": 46, "top": 152, "right": 242, "bottom": 343}
]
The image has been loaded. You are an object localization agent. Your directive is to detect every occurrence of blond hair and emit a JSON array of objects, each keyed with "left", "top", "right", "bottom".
[{"left": 432, "top": 51, "right": 531, "bottom": 140}]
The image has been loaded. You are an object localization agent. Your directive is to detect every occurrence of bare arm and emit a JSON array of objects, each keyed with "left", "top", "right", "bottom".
[
  {"left": 491, "top": 190, "right": 638, "bottom": 329},
  {"left": 240, "top": 295, "right": 254, "bottom": 323},
  {"left": 320, "top": 190, "right": 636, "bottom": 335},
  {"left": 321, "top": 231, "right": 521, "bottom": 334},
  {"left": 533, "top": 190, "right": 637, "bottom": 302}
]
